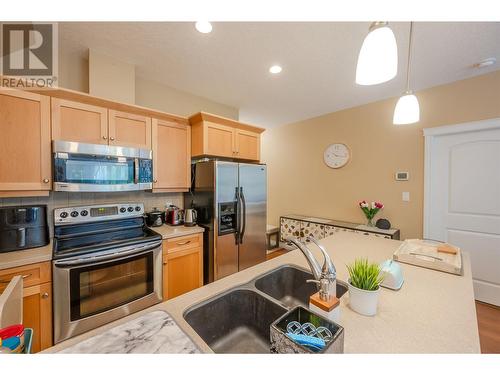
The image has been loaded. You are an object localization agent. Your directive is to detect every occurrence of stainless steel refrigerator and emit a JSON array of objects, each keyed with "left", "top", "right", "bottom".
[{"left": 184, "top": 160, "right": 267, "bottom": 283}]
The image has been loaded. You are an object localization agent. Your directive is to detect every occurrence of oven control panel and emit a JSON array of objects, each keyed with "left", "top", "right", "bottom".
[{"left": 55, "top": 203, "right": 144, "bottom": 225}]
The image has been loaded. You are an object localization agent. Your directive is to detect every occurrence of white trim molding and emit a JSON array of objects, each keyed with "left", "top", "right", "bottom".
[{"left": 423, "top": 117, "right": 500, "bottom": 137}]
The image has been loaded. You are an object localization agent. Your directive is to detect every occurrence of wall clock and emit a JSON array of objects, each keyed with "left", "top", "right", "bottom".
[{"left": 323, "top": 143, "right": 351, "bottom": 169}]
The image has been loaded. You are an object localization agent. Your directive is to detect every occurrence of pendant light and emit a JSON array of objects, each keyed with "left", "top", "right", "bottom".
[
  {"left": 356, "top": 22, "right": 398, "bottom": 85},
  {"left": 393, "top": 22, "right": 420, "bottom": 125}
]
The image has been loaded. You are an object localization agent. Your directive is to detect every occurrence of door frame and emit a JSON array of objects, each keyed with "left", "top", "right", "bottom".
[{"left": 423, "top": 117, "right": 500, "bottom": 239}]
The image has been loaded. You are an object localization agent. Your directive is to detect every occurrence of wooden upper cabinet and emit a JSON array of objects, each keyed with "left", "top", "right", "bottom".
[
  {"left": 235, "top": 129, "right": 260, "bottom": 161},
  {"left": 205, "top": 122, "right": 235, "bottom": 158},
  {"left": 52, "top": 98, "right": 108, "bottom": 144},
  {"left": 152, "top": 119, "right": 191, "bottom": 192},
  {"left": 52, "top": 102, "right": 153, "bottom": 149},
  {"left": 109, "top": 110, "right": 152, "bottom": 149},
  {"left": 189, "top": 112, "right": 264, "bottom": 161},
  {"left": 0, "top": 89, "right": 51, "bottom": 196}
]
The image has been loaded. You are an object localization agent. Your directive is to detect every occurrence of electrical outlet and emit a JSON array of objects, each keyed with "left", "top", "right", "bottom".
[
  {"left": 402, "top": 192, "right": 410, "bottom": 202},
  {"left": 165, "top": 201, "right": 173, "bottom": 208}
]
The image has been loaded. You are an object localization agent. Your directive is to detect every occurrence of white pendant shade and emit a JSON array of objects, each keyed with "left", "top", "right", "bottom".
[
  {"left": 393, "top": 93, "right": 420, "bottom": 125},
  {"left": 356, "top": 25, "right": 398, "bottom": 85}
]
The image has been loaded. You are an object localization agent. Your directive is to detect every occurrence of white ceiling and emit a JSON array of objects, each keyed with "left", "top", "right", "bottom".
[{"left": 59, "top": 22, "right": 500, "bottom": 127}]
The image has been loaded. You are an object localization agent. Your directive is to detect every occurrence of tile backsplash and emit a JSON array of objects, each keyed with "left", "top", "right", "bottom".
[{"left": 0, "top": 191, "right": 184, "bottom": 237}]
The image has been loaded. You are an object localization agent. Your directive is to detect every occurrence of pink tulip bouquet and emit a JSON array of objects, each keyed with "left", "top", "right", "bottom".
[{"left": 359, "top": 200, "right": 384, "bottom": 227}]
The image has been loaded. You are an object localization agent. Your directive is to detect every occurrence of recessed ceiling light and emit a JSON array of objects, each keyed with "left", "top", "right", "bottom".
[
  {"left": 269, "top": 65, "right": 282, "bottom": 74},
  {"left": 195, "top": 21, "right": 212, "bottom": 34},
  {"left": 474, "top": 57, "right": 496, "bottom": 69}
]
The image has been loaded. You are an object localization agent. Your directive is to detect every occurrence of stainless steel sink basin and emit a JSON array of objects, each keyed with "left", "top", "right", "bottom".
[
  {"left": 183, "top": 288, "right": 287, "bottom": 353},
  {"left": 254, "top": 265, "right": 349, "bottom": 308},
  {"left": 183, "top": 265, "right": 348, "bottom": 353}
]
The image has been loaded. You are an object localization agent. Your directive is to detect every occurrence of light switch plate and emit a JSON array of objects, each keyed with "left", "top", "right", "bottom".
[{"left": 402, "top": 192, "right": 410, "bottom": 202}]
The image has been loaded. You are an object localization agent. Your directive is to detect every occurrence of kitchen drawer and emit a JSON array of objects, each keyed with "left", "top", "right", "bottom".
[
  {"left": 0, "top": 261, "right": 51, "bottom": 293},
  {"left": 163, "top": 234, "right": 202, "bottom": 254}
]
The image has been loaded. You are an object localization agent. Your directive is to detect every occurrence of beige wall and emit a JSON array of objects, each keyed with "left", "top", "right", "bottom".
[
  {"left": 57, "top": 47, "right": 238, "bottom": 119},
  {"left": 58, "top": 47, "right": 89, "bottom": 93},
  {"left": 88, "top": 49, "right": 135, "bottom": 104},
  {"left": 262, "top": 70, "right": 500, "bottom": 239},
  {"left": 135, "top": 77, "right": 239, "bottom": 119}
]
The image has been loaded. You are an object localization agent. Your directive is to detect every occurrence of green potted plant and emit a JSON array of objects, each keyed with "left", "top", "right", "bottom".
[{"left": 346, "top": 258, "right": 384, "bottom": 316}]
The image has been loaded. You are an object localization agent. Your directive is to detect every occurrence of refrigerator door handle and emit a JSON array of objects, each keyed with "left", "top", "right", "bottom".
[
  {"left": 235, "top": 187, "right": 240, "bottom": 245},
  {"left": 239, "top": 186, "right": 246, "bottom": 244}
]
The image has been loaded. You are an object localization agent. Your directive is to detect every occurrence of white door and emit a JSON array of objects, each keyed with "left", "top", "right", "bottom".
[{"left": 424, "top": 118, "right": 500, "bottom": 306}]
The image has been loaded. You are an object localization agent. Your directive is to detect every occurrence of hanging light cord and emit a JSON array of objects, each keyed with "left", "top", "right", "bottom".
[{"left": 405, "top": 22, "right": 414, "bottom": 93}]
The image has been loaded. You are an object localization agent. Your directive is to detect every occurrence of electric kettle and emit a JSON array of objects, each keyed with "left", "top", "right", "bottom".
[{"left": 184, "top": 209, "right": 197, "bottom": 227}]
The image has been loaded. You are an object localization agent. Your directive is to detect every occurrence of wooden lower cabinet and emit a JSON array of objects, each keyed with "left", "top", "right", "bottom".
[
  {"left": 23, "top": 282, "right": 52, "bottom": 353},
  {"left": 162, "top": 234, "right": 203, "bottom": 300},
  {"left": 0, "top": 261, "right": 52, "bottom": 353}
]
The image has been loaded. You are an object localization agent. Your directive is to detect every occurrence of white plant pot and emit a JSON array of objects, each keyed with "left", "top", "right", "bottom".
[{"left": 348, "top": 280, "right": 380, "bottom": 316}]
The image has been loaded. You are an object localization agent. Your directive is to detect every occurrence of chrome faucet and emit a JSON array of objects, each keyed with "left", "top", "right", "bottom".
[{"left": 286, "top": 236, "right": 337, "bottom": 301}]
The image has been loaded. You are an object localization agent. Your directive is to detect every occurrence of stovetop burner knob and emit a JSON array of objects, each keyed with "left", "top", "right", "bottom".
[
  {"left": 60, "top": 211, "right": 68, "bottom": 218},
  {"left": 120, "top": 207, "right": 127, "bottom": 213},
  {"left": 127, "top": 207, "right": 134, "bottom": 212},
  {"left": 80, "top": 210, "right": 89, "bottom": 216},
  {"left": 70, "top": 211, "right": 79, "bottom": 217},
  {"left": 135, "top": 206, "right": 141, "bottom": 212}
]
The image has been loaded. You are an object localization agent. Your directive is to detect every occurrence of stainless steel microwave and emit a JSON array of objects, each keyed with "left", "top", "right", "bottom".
[{"left": 53, "top": 141, "right": 153, "bottom": 192}]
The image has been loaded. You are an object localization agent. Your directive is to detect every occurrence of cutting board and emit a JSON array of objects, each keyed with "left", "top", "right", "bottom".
[{"left": 393, "top": 239, "right": 463, "bottom": 275}]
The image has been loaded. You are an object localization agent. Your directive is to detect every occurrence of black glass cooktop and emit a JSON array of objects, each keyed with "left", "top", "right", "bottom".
[{"left": 53, "top": 217, "right": 161, "bottom": 259}]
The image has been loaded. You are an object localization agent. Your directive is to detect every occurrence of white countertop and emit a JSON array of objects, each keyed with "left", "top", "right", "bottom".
[
  {"left": 45, "top": 232, "right": 480, "bottom": 354},
  {"left": 0, "top": 241, "right": 53, "bottom": 270},
  {"left": 150, "top": 224, "right": 204, "bottom": 239}
]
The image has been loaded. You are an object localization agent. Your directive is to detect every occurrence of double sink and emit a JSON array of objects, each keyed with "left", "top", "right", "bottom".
[{"left": 183, "top": 265, "right": 348, "bottom": 353}]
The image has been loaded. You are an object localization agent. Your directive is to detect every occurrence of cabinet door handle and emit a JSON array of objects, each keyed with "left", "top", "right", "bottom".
[
  {"left": 154, "top": 179, "right": 158, "bottom": 183},
  {"left": 176, "top": 240, "right": 191, "bottom": 246},
  {"left": 41, "top": 292, "right": 49, "bottom": 299},
  {"left": 43, "top": 178, "right": 49, "bottom": 183},
  {"left": 102, "top": 135, "right": 108, "bottom": 140},
  {"left": 110, "top": 137, "right": 115, "bottom": 141},
  {"left": 162, "top": 261, "right": 168, "bottom": 265}
]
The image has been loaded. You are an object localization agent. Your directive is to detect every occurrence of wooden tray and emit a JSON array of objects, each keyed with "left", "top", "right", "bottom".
[{"left": 393, "top": 239, "right": 462, "bottom": 275}]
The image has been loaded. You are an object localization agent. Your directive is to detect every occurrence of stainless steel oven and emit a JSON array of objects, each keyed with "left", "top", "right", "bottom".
[
  {"left": 52, "top": 203, "right": 162, "bottom": 343},
  {"left": 53, "top": 141, "right": 153, "bottom": 192}
]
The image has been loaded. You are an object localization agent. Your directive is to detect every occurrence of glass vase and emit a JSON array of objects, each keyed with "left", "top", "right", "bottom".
[{"left": 366, "top": 218, "right": 374, "bottom": 227}]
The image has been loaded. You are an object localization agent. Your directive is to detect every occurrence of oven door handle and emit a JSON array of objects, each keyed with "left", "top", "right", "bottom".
[{"left": 53, "top": 241, "right": 162, "bottom": 267}]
